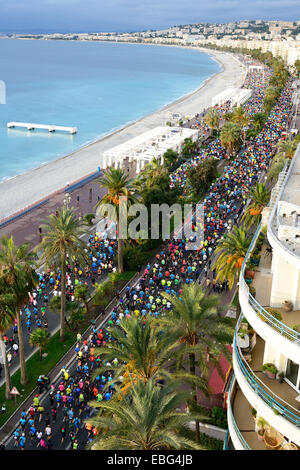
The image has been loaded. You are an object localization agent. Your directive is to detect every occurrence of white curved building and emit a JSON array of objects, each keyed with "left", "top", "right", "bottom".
[{"left": 225, "top": 144, "right": 300, "bottom": 450}]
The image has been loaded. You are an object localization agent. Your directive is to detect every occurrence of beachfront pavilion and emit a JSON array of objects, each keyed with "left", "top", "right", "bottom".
[
  {"left": 212, "top": 87, "right": 252, "bottom": 107},
  {"left": 101, "top": 126, "right": 199, "bottom": 173},
  {"left": 248, "top": 65, "right": 264, "bottom": 73}
]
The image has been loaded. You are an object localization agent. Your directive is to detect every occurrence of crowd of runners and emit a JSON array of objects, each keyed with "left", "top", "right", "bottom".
[
  {"left": 2, "top": 64, "right": 295, "bottom": 450},
  {"left": 170, "top": 65, "right": 273, "bottom": 192}
]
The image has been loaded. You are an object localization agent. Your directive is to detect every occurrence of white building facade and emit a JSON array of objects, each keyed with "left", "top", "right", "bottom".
[{"left": 225, "top": 144, "right": 300, "bottom": 450}]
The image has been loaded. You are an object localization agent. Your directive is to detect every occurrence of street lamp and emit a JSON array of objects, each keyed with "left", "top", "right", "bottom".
[{"left": 63, "top": 192, "right": 71, "bottom": 209}]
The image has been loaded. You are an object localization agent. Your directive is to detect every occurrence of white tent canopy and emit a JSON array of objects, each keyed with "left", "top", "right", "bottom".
[
  {"left": 248, "top": 65, "right": 264, "bottom": 73},
  {"left": 102, "top": 126, "right": 199, "bottom": 173},
  {"left": 212, "top": 87, "right": 252, "bottom": 107}
]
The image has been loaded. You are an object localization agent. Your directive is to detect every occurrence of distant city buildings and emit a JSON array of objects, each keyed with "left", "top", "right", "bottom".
[{"left": 6, "top": 19, "right": 300, "bottom": 66}]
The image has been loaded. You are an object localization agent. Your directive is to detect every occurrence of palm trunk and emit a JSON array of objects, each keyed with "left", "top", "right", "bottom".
[
  {"left": 118, "top": 236, "right": 124, "bottom": 273},
  {"left": 60, "top": 252, "right": 66, "bottom": 342},
  {"left": 17, "top": 308, "right": 27, "bottom": 385},
  {"left": 236, "top": 286, "right": 241, "bottom": 322},
  {"left": 189, "top": 352, "right": 200, "bottom": 444},
  {"left": 0, "top": 337, "right": 11, "bottom": 400}
]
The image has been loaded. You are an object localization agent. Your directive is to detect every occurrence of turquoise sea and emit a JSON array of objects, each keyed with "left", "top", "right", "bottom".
[{"left": 0, "top": 39, "right": 220, "bottom": 180}]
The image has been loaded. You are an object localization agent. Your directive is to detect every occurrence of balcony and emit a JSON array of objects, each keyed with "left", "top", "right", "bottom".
[
  {"left": 251, "top": 238, "right": 300, "bottom": 328},
  {"left": 268, "top": 146, "right": 300, "bottom": 270},
  {"left": 233, "top": 316, "right": 300, "bottom": 445},
  {"left": 239, "top": 224, "right": 300, "bottom": 363},
  {"left": 228, "top": 377, "right": 265, "bottom": 450}
]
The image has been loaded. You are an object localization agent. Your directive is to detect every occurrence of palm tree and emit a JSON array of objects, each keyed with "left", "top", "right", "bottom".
[
  {"left": 0, "top": 236, "right": 38, "bottom": 385},
  {"left": 95, "top": 167, "right": 138, "bottom": 273},
  {"left": 263, "top": 96, "right": 276, "bottom": 114},
  {"left": 251, "top": 112, "right": 267, "bottom": 134},
  {"left": 158, "top": 284, "right": 233, "bottom": 443},
  {"left": 264, "top": 86, "right": 280, "bottom": 103},
  {"left": 29, "top": 328, "right": 50, "bottom": 361},
  {"left": 224, "top": 111, "right": 233, "bottom": 122},
  {"left": 220, "top": 122, "right": 242, "bottom": 157},
  {"left": 49, "top": 296, "right": 85, "bottom": 332},
  {"left": 139, "top": 158, "right": 169, "bottom": 189},
  {"left": 268, "top": 137, "right": 297, "bottom": 182},
  {"left": 231, "top": 106, "right": 249, "bottom": 128},
  {"left": 213, "top": 226, "right": 252, "bottom": 319},
  {"left": 242, "top": 182, "right": 271, "bottom": 229},
  {"left": 181, "top": 138, "right": 198, "bottom": 160},
  {"left": 37, "top": 207, "right": 87, "bottom": 341},
  {"left": 0, "top": 288, "right": 16, "bottom": 399},
  {"left": 92, "top": 316, "right": 175, "bottom": 393},
  {"left": 204, "top": 108, "right": 220, "bottom": 135},
  {"left": 163, "top": 149, "right": 179, "bottom": 169},
  {"left": 88, "top": 378, "right": 206, "bottom": 450},
  {"left": 74, "top": 284, "right": 90, "bottom": 315},
  {"left": 276, "top": 137, "right": 298, "bottom": 161}
]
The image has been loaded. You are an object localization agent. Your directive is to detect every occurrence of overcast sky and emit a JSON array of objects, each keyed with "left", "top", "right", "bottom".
[{"left": 0, "top": 0, "right": 299, "bottom": 33}]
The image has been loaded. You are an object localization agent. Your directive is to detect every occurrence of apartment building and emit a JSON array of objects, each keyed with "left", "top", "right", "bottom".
[{"left": 225, "top": 144, "right": 300, "bottom": 450}]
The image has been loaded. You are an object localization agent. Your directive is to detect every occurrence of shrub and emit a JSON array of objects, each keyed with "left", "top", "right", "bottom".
[
  {"left": 265, "top": 308, "right": 283, "bottom": 322},
  {"left": 123, "top": 245, "right": 149, "bottom": 271},
  {"left": 211, "top": 407, "right": 228, "bottom": 429},
  {"left": 249, "top": 285, "right": 256, "bottom": 297},
  {"left": 262, "top": 363, "right": 278, "bottom": 375},
  {"left": 292, "top": 324, "right": 300, "bottom": 333},
  {"left": 199, "top": 433, "right": 223, "bottom": 450},
  {"left": 93, "top": 280, "right": 111, "bottom": 306}
]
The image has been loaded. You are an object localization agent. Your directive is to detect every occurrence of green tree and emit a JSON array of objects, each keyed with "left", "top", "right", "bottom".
[
  {"left": 74, "top": 284, "right": 90, "bottom": 314},
  {"left": 181, "top": 138, "right": 198, "bottom": 160},
  {"left": 204, "top": 108, "right": 220, "bottom": 135},
  {"left": 187, "top": 158, "right": 218, "bottom": 198},
  {"left": 49, "top": 296, "right": 86, "bottom": 332},
  {"left": 0, "top": 236, "right": 38, "bottom": 385},
  {"left": 264, "top": 86, "right": 280, "bottom": 102},
  {"left": 276, "top": 137, "right": 298, "bottom": 160},
  {"left": 37, "top": 207, "right": 87, "bottom": 341},
  {"left": 88, "top": 378, "right": 206, "bottom": 450},
  {"left": 295, "top": 59, "right": 300, "bottom": 77},
  {"left": 268, "top": 137, "right": 298, "bottom": 182},
  {"left": 224, "top": 112, "right": 233, "bottom": 122},
  {"left": 163, "top": 149, "right": 179, "bottom": 169},
  {"left": 92, "top": 316, "right": 175, "bottom": 393},
  {"left": 269, "top": 65, "right": 289, "bottom": 89},
  {"left": 231, "top": 106, "right": 249, "bottom": 128},
  {"left": 95, "top": 168, "right": 138, "bottom": 273},
  {"left": 213, "top": 226, "right": 252, "bottom": 319},
  {"left": 29, "top": 328, "right": 50, "bottom": 361},
  {"left": 242, "top": 182, "right": 271, "bottom": 229},
  {"left": 263, "top": 96, "right": 276, "bottom": 114},
  {"left": 0, "top": 288, "right": 16, "bottom": 398},
  {"left": 220, "top": 122, "right": 242, "bottom": 157},
  {"left": 250, "top": 112, "right": 267, "bottom": 133},
  {"left": 159, "top": 284, "right": 233, "bottom": 443},
  {"left": 138, "top": 158, "right": 169, "bottom": 189}
]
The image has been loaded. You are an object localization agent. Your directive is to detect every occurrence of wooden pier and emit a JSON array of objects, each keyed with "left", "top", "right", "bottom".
[{"left": 7, "top": 122, "right": 77, "bottom": 134}]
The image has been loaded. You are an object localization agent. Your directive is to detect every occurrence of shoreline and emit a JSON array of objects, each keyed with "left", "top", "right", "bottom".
[
  {"left": 0, "top": 41, "right": 222, "bottom": 184},
  {"left": 0, "top": 45, "right": 246, "bottom": 221}
]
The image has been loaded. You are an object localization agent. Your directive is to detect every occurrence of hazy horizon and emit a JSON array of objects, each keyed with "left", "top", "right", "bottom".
[{"left": 0, "top": 0, "right": 299, "bottom": 35}]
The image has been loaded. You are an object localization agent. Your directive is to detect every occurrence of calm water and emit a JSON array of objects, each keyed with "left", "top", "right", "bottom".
[{"left": 0, "top": 39, "right": 220, "bottom": 180}]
